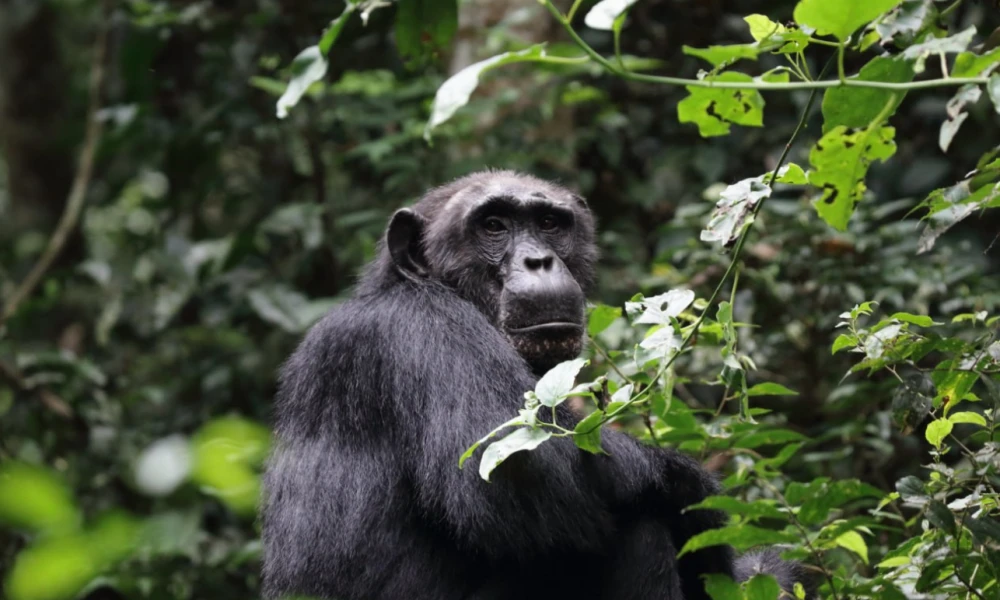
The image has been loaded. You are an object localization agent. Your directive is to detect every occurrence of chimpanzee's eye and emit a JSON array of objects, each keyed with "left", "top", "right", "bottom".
[
  {"left": 483, "top": 217, "right": 507, "bottom": 234},
  {"left": 539, "top": 214, "right": 559, "bottom": 232}
]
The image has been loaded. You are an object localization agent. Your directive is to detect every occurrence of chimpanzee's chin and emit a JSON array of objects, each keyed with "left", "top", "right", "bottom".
[{"left": 507, "top": 327, "right": 585, "bottom": 374}]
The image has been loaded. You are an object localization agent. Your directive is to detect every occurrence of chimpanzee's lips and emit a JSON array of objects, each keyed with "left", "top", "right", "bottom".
[{"left": 506, "top": 322, "right": 582, "bottom": 335}]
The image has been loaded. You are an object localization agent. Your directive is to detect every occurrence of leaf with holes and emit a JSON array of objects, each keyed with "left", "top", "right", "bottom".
[
  {"left": 677, "top": 73, "right": 765, "bottom": 137},
  {"left": 808, "top": 125, "right": 897, "bottom": 231},
  {"left": 939, "top": 84, "right": 982, "bottom": 152},
  {"left": 700, "top": 176, "right": 771, "bottom": 246},
  {"left": 900, "top": 26, "right": 976, "bottom": 74}
]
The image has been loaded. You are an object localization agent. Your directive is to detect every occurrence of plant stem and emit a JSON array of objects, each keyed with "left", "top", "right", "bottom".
[
  {"left": 837, "top": 41, "right": 847, "bottom": 82},
  {"left": 538, "top": 1, "right": 987, "bottom": 91}
]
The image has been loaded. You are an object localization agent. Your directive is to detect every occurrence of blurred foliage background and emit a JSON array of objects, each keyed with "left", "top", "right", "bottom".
[{"left": 1, "top": 0, "right": 999, "bottom": 599}]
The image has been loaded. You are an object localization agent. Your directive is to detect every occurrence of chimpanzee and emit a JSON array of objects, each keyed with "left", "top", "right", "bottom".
[{"left": 261, "top": 170, "right": 811, "bottom": 600}]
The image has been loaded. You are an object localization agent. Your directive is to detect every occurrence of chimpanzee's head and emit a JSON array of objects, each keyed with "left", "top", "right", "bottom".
[{"left": 385, "top": 170, "right": 597, "bottom": 374}]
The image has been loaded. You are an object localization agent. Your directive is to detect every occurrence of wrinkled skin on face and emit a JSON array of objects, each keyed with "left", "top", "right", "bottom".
[{"left": 381, "top": 170, "right": 597, "bottom": 374}]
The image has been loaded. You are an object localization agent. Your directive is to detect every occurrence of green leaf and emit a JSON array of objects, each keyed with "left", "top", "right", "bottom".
[
  {"left": 459, "top": 413, "right": 533, "bottom": 468},
  {"left": 889, "top": 312, "right": 939, "bottom": 327},
  {"left": 832, "top": 333, "right": 856, "bottom": 354},
  {"left": 924, "top": 418, "right": 953, "bottom": 449},
  {"left": 190, "top": 417, "right": 270, "bottom": 515},
  {"left": 939, "top": 84, "right": 982, "bottom": 153},
  {"left": 734, "top": 429, "right": 806, "bottom": 449},
  {"left": 700, "top": 176, "right": 770, "bottom": 247},
  {"left": 793, "top": 0, "right": 903, "bottom": 42},
  {"left": 318, "top": 3, "right": 356, "bottom": 55},
  {"left": 900, "top": 26, "right": 976, "bottom": 74},
  {"left": 682, "top": 44, "right": 760, "bottom": 68},
  {"left": 588, "top": 304, "right": 622, "bottom": 336},
  {"left": 703, "top": 574, "right": 742, "bottom": 600},
  {"left": 891, "top": 373, "right": 934, "bottom": 432},
  {"left": 425, "top": 45, "right": 547, "bottom": 140},
  {"left": 918, "top": 181, "right": 1000, "bottom": 253},
  {"left": 746, "top": 382, "right": 798, "bottom": 397},
  {"left": 535, "top": 358, "right": 588, "bottom": 407},
  {"left": 948, "top": 411, "right": 987, "bottom": 426},
  {"left": 875, "top": 0, "right": 940, "bottom": 48},
  {"left": 821, "top": 57, "right": 913, "bottom": 132},
  {"left": 0, "top": 462, "right": 80, "bottom": 534},
  {"left": 774, "top": 163, "right": 808, "bottom": 184},
  {"left": 584, "top": 0, "right": 639, "bottom": 30},
  {"left": 808, "top": 124, "right": 897, "bottom": 231},
  {"left": 744, "top": 574, "right": 781, "bottom": 600},
  {"left": 835, "top": 530, "right": 869, "bottom": 563},
  {"left": 677, "top": 73, "right": 765, "bottom": 137},
  {"left": 926, "top": 500, "right": 956, "bottom": 534},
  {"left": 276, "top": 46, "right": 328, "bottom": 119},
  {"left": 394, "top": 0, "right": 458, "bottom": 64},
  {"left": 952, "top": 47, "right": 1000, "bottom": 78},
  {"left": 686, "top": 496, "right": 786, "bottom": 521},
  {"left": 479, "top": 427, "right": 552, "bottom": 482},
  {"left": 678, "top": 524, "right": 797, "bottom": 556},
  {"left": 573, "top": 410, "right": 606, "bottom": 454},
  {"left": 797, "top": 480, "right": 884, "bottom": 525},
  {"left": 247, "top": 284, "right": 337, "bottom": 333},
  {"left": 744, "top": 14, "right": 786, "bottom": 42},
  {"left": 966, "top": 516, "right": 1000, "bottom": 545}
]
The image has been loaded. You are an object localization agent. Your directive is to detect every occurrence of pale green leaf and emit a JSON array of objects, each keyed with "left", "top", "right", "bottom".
[
  {"left": 276, "top": 46, "right": 328, "bottom": 119},
  {"left": 425, "top": 46, "right": 546, "bottom": 139},
  {"left": 747, "top": 382, "right": 799, "bottom": 397},
  {"left": 677, "top": 73, "right": 765, "bottom": 137},
  {"left": 835, "top": 530, "right": 869, "bottom": 563},
  {"left": 479, "top": 427, "right": 552, "bottom": 481},
  {"left": 744, "top": 14, "right": 786, "bottom": 42},
  {"left": 808, "top": 125, "right": 897, "bottom": 231},
  {"left": 924, "top": 418, "right": 953, "bottom": 449},
  {"left": 832, "top": 333, "right": 856, "bottom": 354},
  {"left": 794, "top": 0, "right": 903, "bottom": 41},
  {"left": 948, "top": 411, "right": 986, "bottom": 426},
  {"left": 682, "top": 44, "right": 760, "bottom": 68},
  {"left": 889, "top": 312, "right": 940, "bottom": 327},
  {"left": 535, "top": 358, "right": 589, "bottom": 407},
  {"left": 774, "top": 163, "right": 808, "bottom": 184},
  {"left": 952, "top": 47, "right": 1000, "bottom": 78},
  {"left": 588, "top": 304, "right": 622, "bottom": 336},
  {"left": 458, "top": 413, "right": 532, "bottom": 468}
]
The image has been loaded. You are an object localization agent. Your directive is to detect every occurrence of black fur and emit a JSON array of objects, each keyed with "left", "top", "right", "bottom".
[{"left": 261, "top": 170, "right": 811, "bottom": 599}]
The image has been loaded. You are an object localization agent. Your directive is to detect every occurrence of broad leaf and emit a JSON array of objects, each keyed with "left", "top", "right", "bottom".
[
  {"left": 573, "top": 410, "right": 606, "bottom": 454},
  {"left": 822, "top": 57, "right": 913, "bottom": 132},
  {"left": 918, "top": 181, "right": 1000, "bottom": 253},
  {"left": 628, "top": 289, "right": 696, "bottom": 325},
  {"left": 459, "top": 412, "right": 534, "bottom": 468},
  {"left": 678, "top": 524, "right": 798, "bottom": 556},
  {"left": 890, "top": 373, "right": 934, "bottom": 432},
  {"left": 952, "top": 47, "right": 1000, "bottom": 78},
  {"left": 535, "top": 358, "right": 589, "bottom": 407},
  {"left": 875, "top": 0, "right": 940, "bottom": 47},
  {"left": 588, "top": 304, "right": 622, "bottom": 336},
  {"left": 677, "top": 73, "right": 765, "bottom": 137},
  {"left": 0, "top": 462, "right": 80, "bottom": 534},
  {"left": 948, "top": 411, "right": 986, "bottom": 426},
  {"left": 703, "top": 574, "right": 742, "bottom": 600},
  {"left": 889, "top": 312, "right": 939, "bottom": 327},
  {"left": 793, "top": 0, "right": 903, "bottom": 42},
  {"left": 940, "top": 84, "right": 981, "bottom": 152},
  {"left": 835, "top": 530, "right": 869, "bottom": 563},
  {"left": 808, "top": 124, "right": 897, "bottom": 231},
  {"left": 744, "top": 574, "right": 781, "bottom": 600},
  {"left": 744, "top": 14, "right": 786, "bottom": 42},
  {"left": 479, "top": 427, "right": 552, "bottom": 481},
  {"left": 746, "top": 382, "right": 798, "bottom": 397},
  {"left": 924, "top": 418, "right": 953, "bottom": 449},
  {"left": 425, "top": 45, "right": 547, "bottom": 139}
]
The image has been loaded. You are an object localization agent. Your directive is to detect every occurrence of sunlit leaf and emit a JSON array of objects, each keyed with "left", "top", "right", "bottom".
[
  {"left": 793, "top": 0, "right": 903, "bottom": 42},
  {"left": 677, "top": 73, "right": 765, "bottom": 137},
  {"left": 0, "top": 462, "right": 80, "bottom": 534},
  {"left": 746, "top": 382, "right": 798, "bottom": 397},
  {"left": 952, "top": 47, "right": 1000, "bottom": 78},
  {"left": 678, "top": 524, "right": 798, "bottom": 556},
  {"left": 917, "top": 181, "right": 1000, "bottom": 253},
  {"left": 191, "top": 417, "right": 271, "bottom": 515},
  {"left": 425, "top": 45, "right": 546, "bottom": 139},
  {"left": 948, "top": 411, "right": 987, "bottom": 426},
  {"left": 479, "top": 427, "right": 552, "bottom": 482},
  {"left": 744, "top": 14, "right": 786, "bottom": 42},
  {"left": 889, "top": 312, "right": 939, "bottom": 327},
  {"left": 875, "top": 0, "right": 940, "bottom": 47},
  {"left": 535, "top": 358, "right": 589, "bottom": 407},
  {"left": 682, "top": 44, "right": 759, "bottom": 68},
  {"left": 583, "top": 0, "right": 640, "bottom": 30},
  {"left": 822, "top": 57, "right": 913, "bottom": 133},
  {"left": 835, "top": 530, "right": 869, "bottom": 563},
  {"left": 924, "top": 418, "right": 953, "bottom": 449},
  {"left": 808, "top": 124, "right": 897, "bottom": 231}
]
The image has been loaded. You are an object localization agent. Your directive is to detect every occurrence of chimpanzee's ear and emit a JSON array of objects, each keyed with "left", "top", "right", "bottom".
[
  {"left": 570, "top": 193, "right": 589, "bottom": 210},
  {"left": 387, "top": 208, "right": 429, "bottom": 279}
]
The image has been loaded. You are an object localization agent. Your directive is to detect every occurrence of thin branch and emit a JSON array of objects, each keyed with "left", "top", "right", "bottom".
[
  {"left": 0, "top": 359, "right": 74, "bottom": 418},
  {"left": 0, "top": 4, "right": 109, "bottom": 324},
  {"left": 539, "top": 1, "right": 987, "bottom": 91}
]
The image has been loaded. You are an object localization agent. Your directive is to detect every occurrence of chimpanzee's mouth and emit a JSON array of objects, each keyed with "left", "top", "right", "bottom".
[{"left": 506, "top": 322, "right": 582, "bottom": 335}]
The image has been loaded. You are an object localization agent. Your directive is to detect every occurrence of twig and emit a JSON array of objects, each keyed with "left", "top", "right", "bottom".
[
  {"left": 0, "top": 359, "right": 74, "bottom": 418},
  {"left": 0, "top": 3, "right": 109, "bottom": 324}
]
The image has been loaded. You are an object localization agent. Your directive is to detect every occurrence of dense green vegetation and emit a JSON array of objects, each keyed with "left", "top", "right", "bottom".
[{"left": 2, "top": 0, "right": 999, "bottom": 598}]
